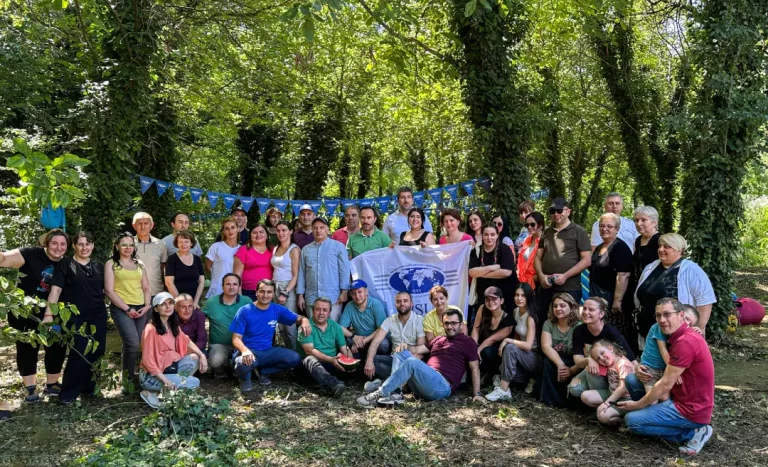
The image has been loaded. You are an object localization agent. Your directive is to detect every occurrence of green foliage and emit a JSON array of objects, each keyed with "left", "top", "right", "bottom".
[
  {"left": 79, "top": 391, "right": 237, "bottom": 466},
  {"left": 737, "top": 197, "right": 768, "bottom": 268}
]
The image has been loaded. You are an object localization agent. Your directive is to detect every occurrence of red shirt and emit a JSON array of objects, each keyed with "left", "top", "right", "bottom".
[
  {"left": 331, "top": 227, "right": 351, "bottom": 246},
  {"left": 668, "top": 322, "right": 715, "bottom": 424},
  {"left": 426, "top": 334, "right": 479, "bottom": 393}
]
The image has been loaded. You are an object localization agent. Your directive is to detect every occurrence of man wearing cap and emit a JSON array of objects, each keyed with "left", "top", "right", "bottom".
[
  {"left": 132, "top": 212, "right": 168, "bottom": 299},
  {"left": 292, "top": 204, "right": 315, "bottom": 249},
  {"left": 534, "top": 197, "right": 591, "bottom": 332},
  {"left": 331, "top": 204, "right": 360, "bottom": 246},
  {"left": 589, "top": 193, "right": 638, "bottom": 253},
  {"left": 203, "top": 273, "right": 253, "bottom": 377},
  {"left": 163, "top": 212, "right": 204, "bottom": 256},
  {"left": 216, "top": 207, "right": 249, "bottom": 245},
  {"left": 382, "top": 187, "right": 433, "bottom": 243},
  {"left": 347, "top": 206, "right": 392, "bottom": 259},
  {"left": 297, "top": 217, "right": 350, "bottom": 322},
  {"left": 339, "top": 279, "right": 390, "bottom": 358},
  {"left": 230, "top": 279, "right": 312, "bottom": 392}
]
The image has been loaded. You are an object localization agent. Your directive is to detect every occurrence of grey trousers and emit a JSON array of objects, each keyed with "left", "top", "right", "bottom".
[
  {"left": 499, "top": 344, "right": 542, "bottom": 385},
  {"left": 110, "top": 304, "right": 150, "bottom": 379}
]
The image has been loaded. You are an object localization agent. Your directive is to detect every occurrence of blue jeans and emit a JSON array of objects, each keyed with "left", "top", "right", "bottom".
[
  {"left": 233, "top": 346, "right": 301, "bottom": 381},
  {"left": 624, "top": 373, "right": 647, "bottom": 401},
  {"left": 567, "top": 369, "right": 608, "bottom": 398},
  {"left": 139, "top": 355, "right": 200, "bottom": 391},
  {"left": 625, "top": 399, "right": 705, "bottom": 443},
  {"left": 380, "top": 351, "right": 452, "bottom": 401}
]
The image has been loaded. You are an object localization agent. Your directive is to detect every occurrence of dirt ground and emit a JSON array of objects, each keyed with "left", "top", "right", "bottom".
[{"left": 0, "top": 269, "right": 766, "bottom": 466}]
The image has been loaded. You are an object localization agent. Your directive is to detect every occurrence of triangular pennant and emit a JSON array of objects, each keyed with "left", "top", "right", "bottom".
[
  {"left": 292, "top": 201, "right": 304, "bottom": 217},
  {"left": 359, "top": 198, "right": 373, "bottom": 207},
  {"left": 413, "top": 191, "right": 425, "bottom": 208},
  {"left": 445, "top": 184, "right": 459, "bottom": 202},
  {"left": 139, "top": 176, "right": 155, "bottom": 194},
  {"left": 425, "top": 209, "right": 432, "bottom": 217},
  {"left": 308, "top": 200, "right": 322, "bottom": 213},
  {"left": 207, "top": 191, "right": 221, "bottom": 208},
  {"left": 155, "top": 180, "right": 170, "bottom": 197},
  {"left": 240, "top": 197, "right": 254, "bottom": 212},
  {"left": 172, "top": 184, "right": 187, "bottom": 201},
  {"left": 223, "top": 194, "right": 237, "bottom": 210},
  {"left": 325, "top": 200, "right": 340, "bottom": 216},
  {"left": 375, "top": 196, "right": 389, "bottom": 213},
  {"left": 461, "top": 180, "right": 476, "bottom": 197},
  {"left": 427, "top": 187, "right": 443, "bottom": 203},
  {"left": 478, "top": 176, "right": 491, "bottom": 190},
  {"left": 256, "top": 198, "right": 271, "bottom": 212},
  {"left": 274, "top": 200, "right": 288, "bottom": 213},
  {"left": 189, "top": 188, "right": 203, "bottom": 204},
  {"left": 342, "top": 200, "right": 357, "bottom": 209}
]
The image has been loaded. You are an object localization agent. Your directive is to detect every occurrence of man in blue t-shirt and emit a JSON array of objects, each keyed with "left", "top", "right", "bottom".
[
  {"left": 339, "top": 280, "right": 390, "bottom": 358},
  {"left": 230, "top": 279, "right": 312, "bottom": 393}
]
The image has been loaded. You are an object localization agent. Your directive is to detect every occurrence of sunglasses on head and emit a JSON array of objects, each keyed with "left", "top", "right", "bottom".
[{"left": 548, "top": 208, "right": 564, "bottom": 215}]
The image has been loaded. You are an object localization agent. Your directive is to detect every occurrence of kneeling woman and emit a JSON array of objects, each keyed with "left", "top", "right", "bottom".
[
  {"left": 139, "top": 292, "right": 208, "bottom": 408},
  {"left": 538, "top": 293, "right": 582, "bottom": 407},
  {"left": 485, "top": 284, "right": 541, "bottom": 401}
]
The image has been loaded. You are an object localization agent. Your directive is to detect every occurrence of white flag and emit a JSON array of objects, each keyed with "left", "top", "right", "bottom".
[{"left": 350, "top": 242, "right": 471, "bottom": 317}]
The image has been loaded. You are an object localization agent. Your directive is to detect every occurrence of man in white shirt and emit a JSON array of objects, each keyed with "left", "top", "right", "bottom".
[
  {"left": 590, "top": 193, "right": 639, "bottom": 252},
  {"left": 382, "top": 187, "right": 433, "bottom": 243}
]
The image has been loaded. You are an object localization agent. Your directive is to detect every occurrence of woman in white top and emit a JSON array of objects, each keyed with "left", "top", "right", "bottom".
[
  {"left": 204, "top": 218, "right": 242, "bottom": 298},
  {"left": 271, "top": 220, "right": 300, "bottom": 349},
  {"left": 486, "top": 283, "right": 542, "bottom": 401}
]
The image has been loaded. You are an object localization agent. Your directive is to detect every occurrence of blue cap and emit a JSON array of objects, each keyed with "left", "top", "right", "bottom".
[{"left": 349, "top": 279, "right": 368, "bottom": 290}]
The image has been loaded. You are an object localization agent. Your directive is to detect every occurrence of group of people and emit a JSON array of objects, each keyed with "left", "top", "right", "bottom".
[{"left": 0, "top": 188, "right": 717, "bottom": 455}]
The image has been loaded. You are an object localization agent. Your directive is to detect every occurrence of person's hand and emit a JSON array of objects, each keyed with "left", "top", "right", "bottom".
[
  {"left": 598, "top": 401, "right": 611, "bottom": 414},
  {"left": 353, "top": 335, "right": 366, "bottom": 351},
  {"left": 553, "top": 274, "right": 567, "bottom": 286},
  {"left": 332, "top": 355, "right": 345, "bottom": 372},
  {"left": 337, "top": 290, "right": 347, "bottom": 304},
  {"left": 388, "top": 242, "right": 395, "bottom": 249},
  {"left": 557, "top": 364, "right": 571, "bottom": 382},
  {"left": 617, "top": 400, "right": 639, "bottom": 412},
  {"left": 240, "top": 350, "right": 255, "bottom": 366},
  {"left": 299, "top": 318, "right": 312, "bottom": 336},
  {"left": 587, "top": 357, "right": 600, "bottom": 375},
  {"left": 611, "top": 301, "right": 622, "bottom": 313},
  {"left": 193, "top": 301, "right": 200, "bottom": 311},
  {"left": 472, "top": 395, "right": 487, "bottom": 404},
  {"left": 297, "top": 295, "right": 306, "bottom": 312},
  {"left": 635, "top": 364, "right": 653, "bottom": 383},
  {"left": 539, "top": 275, "right": 552, "bottom": 289},
  {"left": 691, "top": 326, "right": 704, "bottom": 335},
  {"left": 364, "top": 360, "right": 375, "bottom": 379},
  {"left": 277, "top": 294, "right": 287, "bottom": 305},
  {"left": 127, "top": 307, "right": 140, "bottom": 319},
  {"left": 676, "top": 377, "right": 683, "bottom": 385},
  {"left": 163, "top": 379, "right": 176, "bottom": 390},
  {"left": 419, "top": 241, "right": 428, "bottom": 248},
  {"left": 498, "top": 339, "right": 509, "bottom": 356},
  {"left": 469, "top": 240, "right": 476, "bottom": 248},
  {"left": 138, "top": 305, "right": 151, "bottom": 317},
  {"left": 393, "top": 343, "right": 408, "bottom": 354},
  {"left": 198, "top": 354, "right": 208, "bottom": 373},
  {"left": 42, "top": 314, "right": 54, "bottom": 324}
]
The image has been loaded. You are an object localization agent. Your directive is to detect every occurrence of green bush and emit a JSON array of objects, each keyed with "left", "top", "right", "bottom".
[{"left": 737, "top": 196, "right": 768, "bottom": 268}]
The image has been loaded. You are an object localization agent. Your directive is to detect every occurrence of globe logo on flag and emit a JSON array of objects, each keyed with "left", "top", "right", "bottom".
[{"left": 388, "top": 266, "right": 445, "bottom": 295}]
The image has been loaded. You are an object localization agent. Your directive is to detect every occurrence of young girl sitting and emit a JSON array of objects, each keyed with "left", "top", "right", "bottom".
[{"left": 581, "top": 340, "right": 635, "bottom": 426}]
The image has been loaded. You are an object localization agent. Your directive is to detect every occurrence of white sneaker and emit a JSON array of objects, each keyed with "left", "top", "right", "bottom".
[
  {"left": 140, "top": 390, "right": 162, "bottom": 409},
  {"left": 680, "top": 425, "right": 713, "bottom": 455},
  {"left": 525, "top": 379, "right": 535, "bottom": 394},
  {"left": 485, "top": 387, "right": 512, "bottom": 402},
  {"left": 364, "top": 379, "right": 382, "bottom": 393},
  {"left": 357, "top": 389, "right": 383, "bottom": 408},
  {"left": 492, "top": 374, "right": 501, "bottom": 388},
  {"left": 377, "top": 393, "right": 405, "bottom": 406}
]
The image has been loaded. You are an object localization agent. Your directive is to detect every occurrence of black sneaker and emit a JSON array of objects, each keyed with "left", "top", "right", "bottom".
[
  {"left": 44, "top": 383, "right": 62, "bottom": 397},
  {"left": 331, "top": 383, "right": 346, "bottom": 399},
  {"left": 24, "top": 394, "right": 41, "bottom": 403}
]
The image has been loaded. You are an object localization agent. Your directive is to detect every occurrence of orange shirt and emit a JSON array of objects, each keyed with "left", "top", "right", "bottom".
[{"left": 141, "top": 323, "right": 190, "bottom": 376}]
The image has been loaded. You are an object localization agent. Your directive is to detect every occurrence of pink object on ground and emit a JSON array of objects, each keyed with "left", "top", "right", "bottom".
[{"left": 736, "top": 298, "right": 766, "bottom": 326}]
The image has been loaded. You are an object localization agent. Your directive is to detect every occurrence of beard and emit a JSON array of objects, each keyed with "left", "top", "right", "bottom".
[{"left": 396, "top": 308, "right": 410, "bottom": 316}]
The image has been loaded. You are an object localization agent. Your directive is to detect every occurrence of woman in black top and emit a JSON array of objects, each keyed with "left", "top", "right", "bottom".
[
  {"left": 164, "top": 231, "right": 205, "bottom": 310},
  {"left": 0, "top": 229, "right": 69, "bottom": 404},
  {"left": 46, "top": 232, "right": 107, "bottom": 404},
  {"left": 397, "top": 207, "right": 436, "bottom": 247},
  {"left": 589, "top": 213, "right": 632, "bottom": 329},
  {"left": 471, "top": 286, "right": 515, "bottom": 377}
]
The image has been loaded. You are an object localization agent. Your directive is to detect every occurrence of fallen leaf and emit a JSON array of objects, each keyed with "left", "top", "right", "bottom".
[
  {"left": 716, "top": 434, "right": 727, "bottom": 442},
  {"left": 571, "top": 444, "right": 584, "bottom": 454}
]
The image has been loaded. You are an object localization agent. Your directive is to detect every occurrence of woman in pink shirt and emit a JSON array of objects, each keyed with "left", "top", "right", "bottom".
[
  {"left": 438, "top": 208, "right": 474, "bottom": 245},
  {"left": 233, "top": 224, "right": 274, "bottom": 301}
]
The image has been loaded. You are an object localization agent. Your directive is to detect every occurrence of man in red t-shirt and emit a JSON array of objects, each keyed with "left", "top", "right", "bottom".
[{"left": 618, "top": 298, "right": 715, "bottom": 455}]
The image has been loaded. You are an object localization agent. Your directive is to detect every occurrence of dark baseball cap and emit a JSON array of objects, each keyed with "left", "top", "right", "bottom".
[
  {"left": 311, "top": 216, "right": 328, "bottom": 226},
  {"left": 549, "top": 197, "right": 569, "bottom": 210}
]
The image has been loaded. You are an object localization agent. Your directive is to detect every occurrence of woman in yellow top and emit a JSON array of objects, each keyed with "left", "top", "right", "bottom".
[
  {"left": 104, "top": 232, "right": 151, "bottom": 392},
  {"left": 423, "top": 285, "right": 467, "bottom": 342}
]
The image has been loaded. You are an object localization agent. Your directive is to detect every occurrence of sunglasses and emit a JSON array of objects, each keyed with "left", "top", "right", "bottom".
[
  {"left": 494, "top": 222, "right": 503, "bottom": 226},
  {"left": 525, "top": 223, "right": 537, "bottom": 228},
  {"left": 120, "top": 243, "right": 135, "bottom": 248},
  {"left": 548, "top": 208, "right": 564, "bottom": 215}
]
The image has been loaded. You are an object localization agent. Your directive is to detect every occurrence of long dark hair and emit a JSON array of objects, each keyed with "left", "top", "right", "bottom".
[
  {"left": 111, "top": 232, "right": 140, "bottom": 269},
  {"left": 151, "top": 304, "right": 180, "bottom": 337},
  {"left": 467, "top": 210, "right": 484, "bottom": 236},
  {"left": 247, "top": 224, "right": 268, "bottom": 248},
  {"left": 478, "top": 286, "right": 505, "bottom": 340},
  {"left": 515, "top": 283, "right": 538, "bottom": 326},
  {"left": 479, "top": 222, "right": 500, "bottom": 266}
]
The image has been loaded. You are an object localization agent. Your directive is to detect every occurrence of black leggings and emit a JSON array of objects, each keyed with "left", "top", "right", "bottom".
[
  {"left": 60, "top": 313, "right": 107, "bottom": 401},
  {"left": 16, "top": 340, "right": 67, "bottom": 377}
]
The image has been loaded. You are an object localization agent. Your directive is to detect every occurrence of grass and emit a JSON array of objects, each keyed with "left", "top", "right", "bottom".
[{"left": 0, "top": 270, "right": 767, "bottom": 466}]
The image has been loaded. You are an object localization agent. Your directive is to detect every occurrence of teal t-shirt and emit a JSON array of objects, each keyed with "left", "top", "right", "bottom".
[
  {"left": 640, "top": 323, "right": 667, "bottom": 370},
  {"left": 298, "top": 318, "right": 347, "bottom": 358},
  {"left": 202, "top": 294, "right": 253, "bottom": 345},
  {"left": 339, "top": 296, "right": 388, "bottom": 337}
]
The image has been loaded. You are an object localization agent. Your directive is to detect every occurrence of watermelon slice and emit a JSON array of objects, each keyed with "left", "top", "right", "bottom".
[{"left": 337, "top": 355, "right": 360, "bottom": 371}]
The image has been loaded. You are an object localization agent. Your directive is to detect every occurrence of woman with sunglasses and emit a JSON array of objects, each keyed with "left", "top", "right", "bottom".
[
  {"left": 491, "top": 214, "right": 515, "bottom": 251},
  {"left": 46, "top": 232, "right": 107, "bottom": 404},
  {"left": 105, "top": 232, "right": 152, "bottom": 392},
  {"left": 517, "top": 212, "right": 545, "bottom": 289}
]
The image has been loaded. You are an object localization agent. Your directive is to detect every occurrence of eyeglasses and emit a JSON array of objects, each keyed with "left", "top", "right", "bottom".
[
  {"left": 548, "top": 208, "right": 564, "bottom": 215},
  {"left": 494, "top": 222, "right": 503, "bottom": 227},
  {"left": 525, "top": 223, "right": 537, "bottom": 228},
  {"left": 655, "top": 311, "right": 681, "bottom": 320},
  {"left": 442, "top": 321, "right": 461, "bottom": 327},
  {"left": 120, "top": 243, "right": 135, "bottom": 248},
  {"left": 598, "top": 224, "right": 617, "bottom": 230}
]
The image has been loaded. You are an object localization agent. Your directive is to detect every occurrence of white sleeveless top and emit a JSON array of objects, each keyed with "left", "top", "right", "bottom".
[
  {"left": 513, "top": 307, "right": 529, "bottom": 339},
  {"left": 271, "top": 244, "right": 298, "bottom": 282}
]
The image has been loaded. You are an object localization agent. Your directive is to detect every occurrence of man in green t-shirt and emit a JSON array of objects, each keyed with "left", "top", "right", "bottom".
[
  {"left": 297, "top": 298, "right": 354, "bottom": 397},
  {"left": 202, "top": 273, "right": 253, "bottom": 376},
  {"left": 347, "top": 206, "right": 392, "bottom": 259}
]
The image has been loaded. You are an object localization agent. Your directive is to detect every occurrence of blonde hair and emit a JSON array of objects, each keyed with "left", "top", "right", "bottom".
[{"left": 659, "top": 233, "right": 687, "bottom": 253}]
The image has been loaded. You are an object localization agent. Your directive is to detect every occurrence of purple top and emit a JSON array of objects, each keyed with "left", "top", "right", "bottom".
[
  {"left": 292, "top": 230, "right": 314, "bottom": 249},
  {"left": 426, "top": 334, "right": 479, "bottom": 393},
  {"left": 179, "top": 308, "right": 207, "bottom": 351}
]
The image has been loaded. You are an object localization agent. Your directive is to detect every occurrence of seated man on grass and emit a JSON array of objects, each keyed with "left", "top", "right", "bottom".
[
  {"left": 356, "top": 308, "right": 485, "bottom": 407},
  {"left": 297, "top": 298, "right": 355, "bottom": 398},
  {"left": 339, "top": 279, "right": 390, "bottom": 358}
]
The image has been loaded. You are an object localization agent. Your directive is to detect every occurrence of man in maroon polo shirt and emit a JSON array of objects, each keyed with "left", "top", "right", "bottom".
[{"left": 618, "top": 297, "right": 715, "bottom": 455}]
